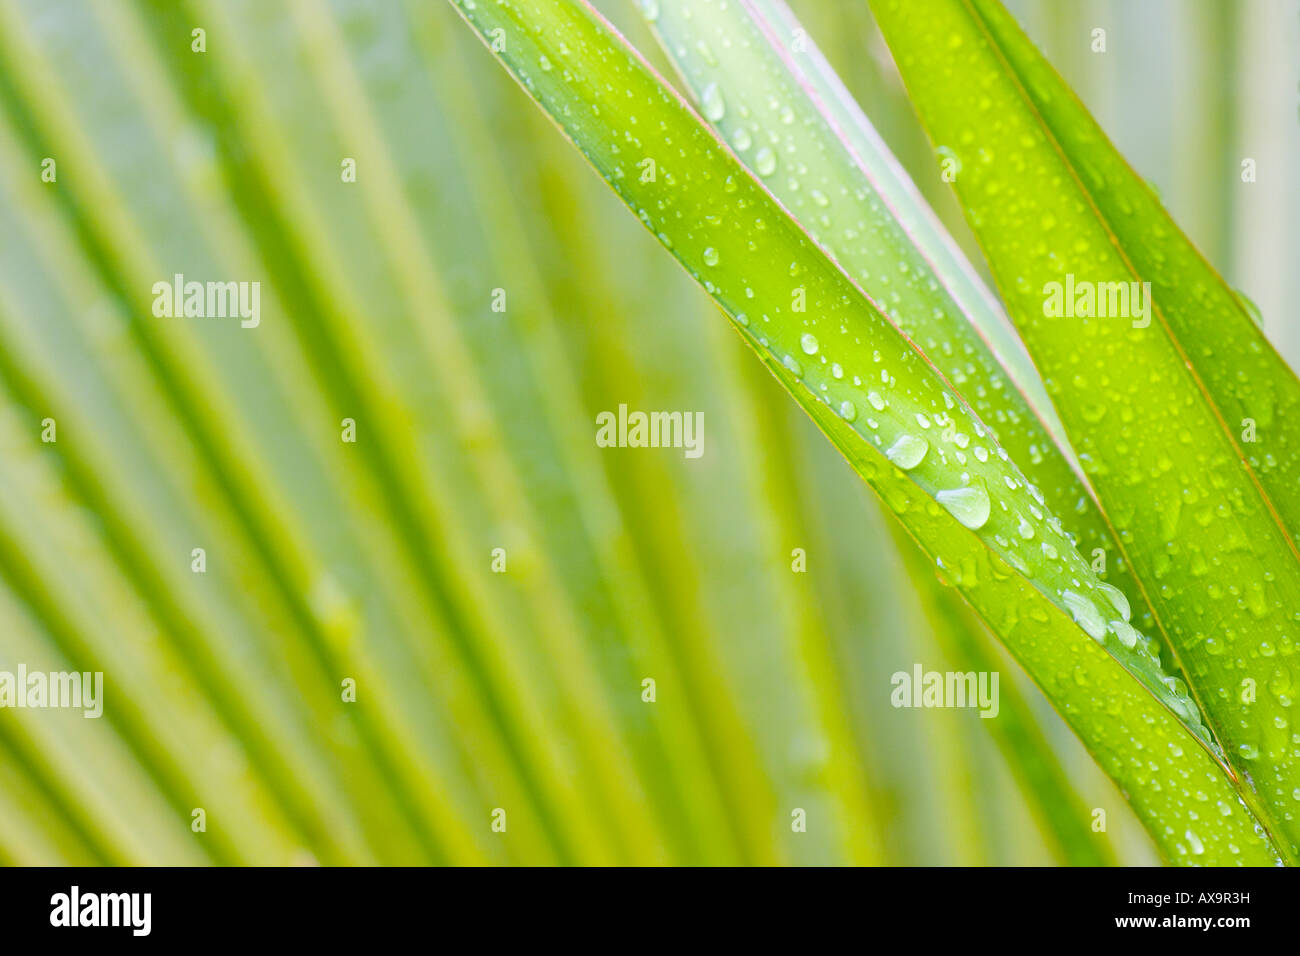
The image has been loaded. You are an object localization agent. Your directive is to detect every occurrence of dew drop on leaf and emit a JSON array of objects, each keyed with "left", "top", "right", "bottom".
[
  {"left": 1235, "top": 289, "right": 1264, "bottom": 328},
  {"left": 701, "top": 82, "right": 725, "bottom": 121},
  {"left": 1097, "top": 581, "right": 1131, "bottom": 622},
  {"left": 1062, "top": 590, "right": 1107, "bottom": 642},
  {"left": 885, "top": 434, "right": 928, "bottom": 470},
  {"left": 936, "top": 480, "right": 991, "bottom": 530},
  {"left": 1110, "top": 619, "right": 1140, "bottom": 649}
]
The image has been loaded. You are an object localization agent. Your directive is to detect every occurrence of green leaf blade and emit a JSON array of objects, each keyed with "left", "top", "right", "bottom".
[
  {"left": 638, "top": 0, "right": 1197, "bottom": 673},
  {"left": 872, "top": 0, "right": 1300, "bottom": 860},
  {"left": 758, "top": 344, "right": 1279, "bottom": 866},
  {"left": 449, "top": 0, "right": 1281, "bottom": 864}
]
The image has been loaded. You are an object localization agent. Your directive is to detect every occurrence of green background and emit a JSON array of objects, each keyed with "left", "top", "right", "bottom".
[{"left": 0, "top": 0, "right": 1295, "bottom": 864}]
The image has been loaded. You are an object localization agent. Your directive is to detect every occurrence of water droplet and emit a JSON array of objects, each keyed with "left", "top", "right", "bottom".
[
  {"left": 1235, "top": 289, "right": 1263, "bottom": 327},
  {"left": 1062, "top": 590, "right": 1107, "bottom": 642},
  {"left": 1110, "top": 619, "right": 1139, "bottom": 649},
  {"left": 800, "top": 333, "right": 819, "bottom": 355},
  {"left": 1245, "top": 583, "right": 1269, "bottom": 618},
  {"left": 885, "top": 434, "right": 928, "bottom": 470},
  {"left": 755, "top": 146, "right": 777, "bottom": 177},
  {"left": 867, "top": 391, "right": 886, "bottom": 411},
  {"left": 639, "top": 0, "right": 659, "bottom": 21},
  {"left": 837, "top": 400, "right": 856, "bottom": 422},
  {"left": 783, "top": 354, "right": 803, "bottom": 376},
  {"left": 703, "top": 247, "right": 719, "bottom": 267},
  {"left": 1097, "top": 582, "right": 1131, "bottom": 622},
  {"left": 732, "top": 127, "right": 752, "bottom": 151},
  {"left": 701, "top": 83, "right": 725, "bottom": 122},
  {"left": 936, "top": 480, "right": 990, "bottom": 530}
]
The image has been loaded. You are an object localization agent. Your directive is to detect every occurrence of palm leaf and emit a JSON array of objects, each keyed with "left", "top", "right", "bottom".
[
  {"left": 872, "top": 0, "right": 1300, "bottom": 860},
  {"left": 448, "top": 0, "right": 1280, "bottom": 863}
]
